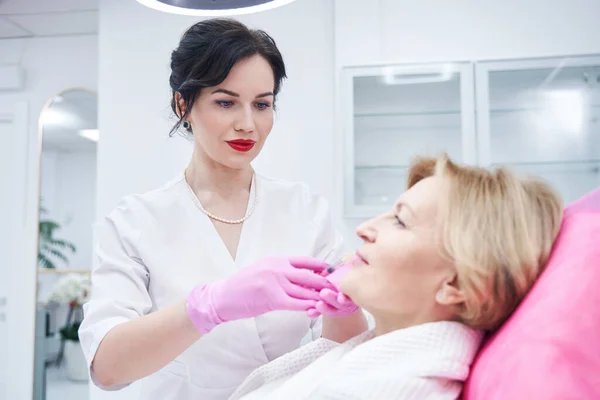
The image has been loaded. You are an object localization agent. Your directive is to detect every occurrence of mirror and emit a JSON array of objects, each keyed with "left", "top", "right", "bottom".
[{"left": 34, "top": 89, "right": 97, "bottom": 400}]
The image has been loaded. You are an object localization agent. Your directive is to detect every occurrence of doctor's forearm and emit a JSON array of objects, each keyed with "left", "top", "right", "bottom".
[
  {"left": 92, "top": 300, "right": 201, "bottom": 387},
  {"left": 321, "top": 310, "right": 368, "bottom": 343}
]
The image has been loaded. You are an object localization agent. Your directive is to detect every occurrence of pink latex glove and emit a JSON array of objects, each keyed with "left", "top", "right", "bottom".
[
  {"left": 186, "top": 256, "right": 332, "bottom": 334},
  {"left": 307, "top": 255, "right": 359, "bottom": 318},
  {"left": 307, "top": 289, "right": 358, "bottom": 318}
]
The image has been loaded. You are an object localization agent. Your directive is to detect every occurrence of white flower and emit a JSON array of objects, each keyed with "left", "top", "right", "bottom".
[{"left": 49, "top": 274, "right": 91, "bottom": 306}]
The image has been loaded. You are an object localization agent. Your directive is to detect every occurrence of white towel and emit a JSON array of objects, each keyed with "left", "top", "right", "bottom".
[{"left": 230, "top": 321, "right": 483, "bottom": 400}]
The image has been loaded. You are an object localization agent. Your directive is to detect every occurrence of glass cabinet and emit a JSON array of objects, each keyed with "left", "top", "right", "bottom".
[
  {"left": 340, "top": 55, "right": 600, "bottom": 217},
  {"left": 340, "top": 63, "right": 476, "bottom": 218},
  {"left": 475, "top": 56, "right": 600, "bottom": 204}
]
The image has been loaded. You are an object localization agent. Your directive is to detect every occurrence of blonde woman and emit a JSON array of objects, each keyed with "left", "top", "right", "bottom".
[{"left": 229, "top": 153, "right": 564, "bottom": 400}]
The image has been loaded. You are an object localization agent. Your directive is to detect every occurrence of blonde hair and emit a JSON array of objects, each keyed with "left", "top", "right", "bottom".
[{"left": 407, "top": 153, "right": 564, "bottom": 331}]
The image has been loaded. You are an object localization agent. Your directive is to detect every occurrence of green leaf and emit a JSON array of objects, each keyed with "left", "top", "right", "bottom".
[
  {"left": 59, "top": 321, "right": 81, "bottom": 342},
  {"left": 48, "top": 239, "right": 76, "bottom": 253},
  {"left": 37, "top": 207, "right": 77, "bottom": 269},
  {"left": 48, "top": 248, "right": 69, "bottom": 264},
  {"left": 38, "top": 253, "right": 56, "bottom": 269},
  {"left": 39, "top": 221, "right": 60, "bottom": 237}
]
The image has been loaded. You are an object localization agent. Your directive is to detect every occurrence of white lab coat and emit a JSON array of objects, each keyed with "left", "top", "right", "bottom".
[
  {"left": 229, "top": 321, "right": 484, "bottom": 400},
  {"left": 79, "top": 173, "right": 346, "bottom": 400}
]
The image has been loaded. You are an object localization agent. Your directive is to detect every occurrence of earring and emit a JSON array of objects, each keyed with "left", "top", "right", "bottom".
[{"left": 182, "top": 120, "right": 191, "bottom": 130}]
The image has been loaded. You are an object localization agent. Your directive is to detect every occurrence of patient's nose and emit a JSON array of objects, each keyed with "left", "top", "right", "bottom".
[{"left": 356, "top": 220, "right": 377, "bottom": 243}]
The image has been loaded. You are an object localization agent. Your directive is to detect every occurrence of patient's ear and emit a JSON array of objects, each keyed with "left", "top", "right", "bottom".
[{"left": 435, "top": 274, "right": 466, "bottom": 306}]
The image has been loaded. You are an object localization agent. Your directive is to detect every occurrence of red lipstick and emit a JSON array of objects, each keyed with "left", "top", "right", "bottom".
[{"left": 226, "top": 139, "right": 256, "bottom": 152}]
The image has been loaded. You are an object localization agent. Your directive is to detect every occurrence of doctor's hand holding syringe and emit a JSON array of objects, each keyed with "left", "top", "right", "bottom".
[
  {"left": 88, "top": 255, "right": 357, "bottom": 389},
  {"left": 185, "top": 255, "right": 353, "bottom": 334}
]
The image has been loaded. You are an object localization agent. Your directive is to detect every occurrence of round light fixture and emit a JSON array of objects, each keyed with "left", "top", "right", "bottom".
[{"left": 136, "top": 0, "right": 301, "bottom": 16}]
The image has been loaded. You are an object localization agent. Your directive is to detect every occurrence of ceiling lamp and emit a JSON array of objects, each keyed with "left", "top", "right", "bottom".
[{"left": 135, "top": 0, "right": 300, "bottom": 16}]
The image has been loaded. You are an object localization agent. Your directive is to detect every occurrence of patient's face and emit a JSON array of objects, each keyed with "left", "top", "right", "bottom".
[{"left": 341, "top": 176, "right": 456, "bottom": 327}]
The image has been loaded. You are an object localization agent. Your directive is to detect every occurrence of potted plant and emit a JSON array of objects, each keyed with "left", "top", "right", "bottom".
[
  {"left": 38, "top": 204, "right": 77, "bottom": 269},
  {"left": 49, "top": 274, "right": 91, "bottom": 381}
]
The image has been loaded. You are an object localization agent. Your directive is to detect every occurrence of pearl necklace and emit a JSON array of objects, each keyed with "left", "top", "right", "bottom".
[{"left": 185, "top": 174, "right": 258, "bottom": 225}]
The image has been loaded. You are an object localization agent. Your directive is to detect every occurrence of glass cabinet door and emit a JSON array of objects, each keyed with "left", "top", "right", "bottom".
[
  {"left": 340, "top": 63, "right": 476, "bottom": 218},
  {"left": 476, "top": 56, "right": 600, "bottom": 204}
]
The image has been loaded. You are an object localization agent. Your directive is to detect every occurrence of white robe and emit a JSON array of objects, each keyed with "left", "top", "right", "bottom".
[
  {"left": 230, "top": 321, "right": 484, "bottom": 400},
  {"left": 78, "top": 173, "right": 346, "bottom": 400}
]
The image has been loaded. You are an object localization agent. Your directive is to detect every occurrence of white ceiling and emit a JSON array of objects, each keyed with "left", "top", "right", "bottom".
[
  {"left": 0, "top": 0, "right": 100, "bottom": 152},
  {"left": 0, "top": 0, "right": 98, "bottom": 39}
]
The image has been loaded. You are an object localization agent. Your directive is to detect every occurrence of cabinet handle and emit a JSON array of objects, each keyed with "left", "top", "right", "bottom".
[{"left": 382, "top": 65, "right": 456, "bottom": 85}]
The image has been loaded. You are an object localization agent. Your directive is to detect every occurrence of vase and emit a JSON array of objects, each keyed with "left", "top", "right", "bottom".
[{"left": 64, "top": 340, "right": 89, "bottom": 381}]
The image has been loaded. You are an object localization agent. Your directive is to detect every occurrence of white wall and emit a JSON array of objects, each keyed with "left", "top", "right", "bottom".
[
  {"left": 0, "top": 34, "right": 98, "bottom": 400},
  {"left": 334, "top": 0, "right": 600, "bottom": 248},
  {"left": 334, "top": 0, "right": 600, "bottom": 67}
]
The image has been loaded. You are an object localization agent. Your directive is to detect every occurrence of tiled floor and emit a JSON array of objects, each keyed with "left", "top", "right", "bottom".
[{"left": 46, "top": 365, "right": 89, "bottom": 400}]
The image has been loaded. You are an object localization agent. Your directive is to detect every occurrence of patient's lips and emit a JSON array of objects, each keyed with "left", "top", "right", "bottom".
[{"left": 355, "top": 251, "right": 368, "bottom": 266}]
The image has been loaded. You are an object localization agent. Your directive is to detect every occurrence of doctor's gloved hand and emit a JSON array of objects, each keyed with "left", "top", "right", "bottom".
[
  {"left": 307, "top": 289, "right": 359, "bottom": 318},
  {"left": 307, "top": 253, "right": 359, "bottom": 318},
  {"left": 185, "top": 256, "right": 333, "bottom": 334}
]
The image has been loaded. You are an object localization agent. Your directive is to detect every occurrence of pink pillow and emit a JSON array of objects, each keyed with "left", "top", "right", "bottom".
[
  {"left": 565, "top": 187, "right": 600, "bottom": 216},
  {"left": 463, "top": 190, "right": 600, "bottom": 399}
]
